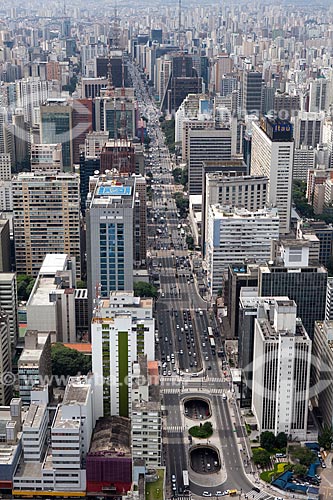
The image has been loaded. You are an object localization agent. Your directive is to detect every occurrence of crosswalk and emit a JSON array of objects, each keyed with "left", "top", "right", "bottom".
[
  {"left": 166, "top": 425, "right": 183, "bottom": 433},
  {"left": 161, "top": 388, "right": 180, "bottom": 394},
  {"left": 244, "top": 490, "right": 273, "bottom": 500}
]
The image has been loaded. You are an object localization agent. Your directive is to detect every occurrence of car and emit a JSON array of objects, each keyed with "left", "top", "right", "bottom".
[
  {"left": 222, "top": 491, "right": 229, "bottom": 496},
  {"left": 202, "top": 492, "right": 212, "bottom": 497},
  {"left": 207, "top": 365, "right": 212, "bottom": 370},
  {"left": 178, "top": 336, "right": 182, "bottom": 342},
  {"left": 171, "top": 475, "right": 176, "bottom": 483},
  {"left": 179, "top": 349, "right": 184, "bottom": 354},
  {"left": 163, "top": 371, "right": 167, "bottom": 376},
  {"left": 167, "top": 370, "right": 171, "bottom": 376},
  {"left": 321, "top": 462, "right": 326, "bottom": 468},
  {"left": 252, "top": 487, "right": 260, "bottom": 493},
  {"left": 202, "top": 342, "right": 206, "bottom": 347},
  {"left": 205, "top": 356, "right": 209, "bottom": 361},
  {"left": 215, "top": 492, "right": 223, "bottom": 497},
  {"left": 172, "top": 484, "right": 177, "bottom": 491},
  {"left": 165, "top": 337, "right": 168, "bottom": 342},
  {"left": 176, "top": 324, "right": 180, "bottom": 329}
]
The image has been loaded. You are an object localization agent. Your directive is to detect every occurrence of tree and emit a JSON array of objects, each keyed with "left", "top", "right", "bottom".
[
  {"left": 291, "top": 447, "right": 317, "bottom": 466},
  {"left": 134, "top": 282, "right": 158, "bottom": 298},
  {"left": 173, "top": 192, "right": 189, "bottom": 218},
  {"left": 318, "top": 425, "right": 333, "bottom": 450},
  {"left": 76, "top": 280, "right": 87, "bottom": 289},
  {"left": 252, "top": 448, "right": 272, "bottom": 467},
  {"left": 293, "top": 464, "right": 307, "bottom": 478},
  {"left": 17, "top": 275, "right": 36, "bottom": 301},
  {"left": 275, "top": 432, "right": 288, "bottom": 450},
  {"left": 51, "top": 343, "right": 91, "bottom": 381},
  {"left": 260, "top": 431, "right": 276, "bottom": 451},
  {"left": 186, "top": 235, "right": 194, "bottom": 250}
]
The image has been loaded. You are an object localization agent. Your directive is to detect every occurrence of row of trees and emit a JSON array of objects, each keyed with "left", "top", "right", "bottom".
[
  {"left": 173, "top": 192, "right": 189, "bottom": 218},
  {"left": 260, "top": 431, "right": 287, "bottom": 451},
  {"left": 172, "top": 167, "right": 188, "bottom": 187}
]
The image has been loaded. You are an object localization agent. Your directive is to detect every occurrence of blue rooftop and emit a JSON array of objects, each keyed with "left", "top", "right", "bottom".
[{"left": 98, "top": 185, "right": 132, "bottom": 196}]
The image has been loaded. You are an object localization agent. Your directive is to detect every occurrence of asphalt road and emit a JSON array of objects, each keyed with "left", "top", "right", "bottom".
[{"left": 130, "top": 61, "right": 272, "bottom": 500}]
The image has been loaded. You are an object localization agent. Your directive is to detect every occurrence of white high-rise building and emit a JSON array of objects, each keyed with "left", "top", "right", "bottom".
[
  {"left": 0, "top": 273, "right": 18, "bottom": 346},
  {"left": 205, "top": 205, "right": 279, "bottom": 296},
  {"left": 309, "top": 79, "right": 331, "bottom": 113},
  {"left": 292, "top": 111, "right": 325, "bottom": 149},
  {"left": 92, "top": 292, "right": 155, "bottom": 421},
  {"left": 0, "top": 154, "right": 11, "bottom": 181},
  {"left": 251, "top": 117, "right": 294, "bottom": 234},
  {"left": 252, "top": 299, "right": 312, "bottom": 440}
]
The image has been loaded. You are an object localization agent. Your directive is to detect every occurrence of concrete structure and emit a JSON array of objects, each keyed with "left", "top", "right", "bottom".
[
  {"left": 131, "top": 356, "right": 161, "bottom": 467},
  {"left": 30, "top": 143, "right": 63, "bottom": 172},
  {"left": 293, "top": 146, "right": 315, "bottom": 181},
  {"left": 86, "top": 175, "right": 136, "bottom": 316},
  {"left": 0, "top": 273, "right": 18, "bottom": 346},
  {"left": 205, "top": 205, "right": 279, "bottom": 296},
  {"left": 91, "top": 292, "right": 155, "bottom": 420},
  {"left": 0, "top": 312, "right": 11, "bottom": 405},
  {"left": 251, "top": 117, "right": 294, "bottom": 234},
  {"left": 296, "top": 219, "right": 333, "bottom": 268},
  {"left": 312, "top": 321, "right": 333, "bottom": 429},
  {"left": 75, "top": 288, "right": 89, "bottom": 341},
  {"left": 0, "top": 217, "right": 11, "bottom": 272},
  {"left": 26, "top": 254, "right": 77, "bottom": 343},
  {"left": 12, "top": 172, "right": 81, "bottom": 277},
  {"left": 0, "top": 398, "right": 23, "bottom": 490},
  {"left": 309, "top": 78, "right": 331, "bottom": 113},
  {"left": 325, "top": 278, "right": 333, "bottom": 321},
  {"left": 292, "top": 111, "right": 325, "bottom": 149},
  {"left": 0, "top": 153, "right": 11, "bottom": 181},
  {"left": 22, "top": 403, "right": 48, "bottom": 462},
  {"left": 18, "top": 331, "right": 52, "bottom": 403},
  {"left": 252, "top": 299, "right": 312, "bottom": 440},
  {"left": 259, "top": 244, "right": 327, "bottom": 339},
  {"left": 188, "top": 127, "right": 233, "bottom": 195}
]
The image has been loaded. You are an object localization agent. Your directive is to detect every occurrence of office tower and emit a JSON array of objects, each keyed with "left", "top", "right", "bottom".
[
  {"left": 79, "top": 155, "right": 100, "bottom": 216},
  {"left": 292, "top": 111, "right": 325, "bottom": 149},
  {"left": 18, "top": 331, "right": 52, "bottom": 403},
  {"left": 15, "top": 78, "right": 50, "bottom": 125},
  {"left": 227, "top": 264, "right": 259, "bottom": 339},
  {"left": 0, "top": 180, "right": 12, "bottom": 212},
  {"left": 238, "top": 292, "right": 290, "bottom": 407},
  {"left": 174, "top": 93, "right": 202, "bottom": 144},
  {"left": 182, "top": 118, "right": 215, "bottom": 162},
  {"left": 26, "top": 254, "right": 77, "bottom": 343},
  {"left": 251, "top": 117, "right": 294, "bottom": 234},
  {"left": 133, "top": 176, "right": 147, "bottom": 268},
  {"left": 0, "top": 217, "right": 11, "bottom": 272},
  {"left": 252, "top": 299, "right": 311, "bottom": 440},
  {"left": 91, "top": 292, "right": 155, "bottom": 419},
  {"left": 273, "top": 91, "right": 300, "bottom": 120},
  {"left": 86, "top": 176, "right": 135, "bottom": 314},
  {"left": 0, "top": 154, "right": 11, "bottom": 180},
  {"left": 0, "top": 273, "right": 18, "bottom": 346},
  {"left": 131, "top": 356, "right": 161, "bottom": 466},
  {"left": 0, "top": 312, "right": 12, "bottom": 404},
  {"left": 293, "top": 146, "right": 315, "bottom": 181},
  {"left": 94, "top": 89, "right": 136, "bottom": 140},
  {"left": 81, "top": 77, "right": 108, "bottom": 99},
  {"left": 325, "top": 278, "right": 333, "bottom": 321},
  {"left": 75, "top": 289, "right": 88, "bottom": 341},
  {"left": 242, "top": 71, "right": 263, "bottom": 116},
  {"left": 309, "top": 78, "right": 331, "bottom": 113},
  {"left": 12, "top": 114, "right": 29, "bottom": 167},
  {"left": 13, "top": 376, "right": 93, "bottom": 495},
  {"left": 40, "top": 100, "right": 73, "bottom": 170},
  {"left": 188, "top": 128, "right": 233, "bottom": 195},
  {"left": 205, "top": 206, "right": 279, "bottom": 296},
  {"left": 298, "top": 220, "right": 333, "bottom": 268},
  {"left": 312, "top": 321, "right": 333, "bottom": 428},
  {"left": 151, "top": 28, "right": 162, "bottom": 43},
  {"left": 95, "top": 55, "right": 129, "bottom": 87},
  {"left": 72, "top": 98, "right": 93, "bottom": 164},
  {"left": 84, "top": 131, "right": 109, "bottom": 158},
  {"left": 13, "top": 172, "right": 81, "bottom": 277},
  {"left": 259, "top": 244, "right": 327, "bottom": 339},
  {"left": 30, "top": 144, "right": 63, "bottom": 172},
  {"left": 100, "top": 140, "right": 136, "bottom": 174}
]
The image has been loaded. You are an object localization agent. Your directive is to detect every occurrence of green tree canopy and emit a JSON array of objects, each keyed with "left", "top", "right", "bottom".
[
  {"left": 17, "top": 275, "right": 36, "bottom": 301},
  {"left": 252, "top": 448, "right": 272, "bottom": 467},
  {"left": 173, "top": 192, "right": 189, "bottom": 217},
  {"left": 290, "top": 446, "right": 317, "bottom": 466},
  {"left": 318, "top": 425, "right": 333, "bottom": 450},
  {"left": 293, "top": 464, "right": 308, "bottom": 477},
  {"left": 134, "top": 282, "right": 158, "bottom": 298},
  {"left": 51, "top": 343, "right": 91, "bottom": 381},
  {"left": 275, "top": 432, "right": 288, "bottom": 450},
  {"left": 260, "top": 431, "right": 276, "bottom": 451}
]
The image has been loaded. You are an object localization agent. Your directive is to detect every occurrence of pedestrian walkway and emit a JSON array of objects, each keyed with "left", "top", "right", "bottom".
[
  {"left": 161, "top": 388, "right": 180, "bottom": 394},
  {"left": 244, "top": 490, "right": 273, "bottom": 500},
  {"left": 166, "top": 425, "right": 183, "bottom": 433}
]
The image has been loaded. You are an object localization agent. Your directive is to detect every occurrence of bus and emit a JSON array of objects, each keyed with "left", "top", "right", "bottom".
[
  {"left": 183, "top": 470, "right": 189, "bottom": 488},
  {"left": 207, "top": 327, "right": 213, "bottom": 338},
  {"left": 209, "top": 337, "right": 216, "bottom": 349}
]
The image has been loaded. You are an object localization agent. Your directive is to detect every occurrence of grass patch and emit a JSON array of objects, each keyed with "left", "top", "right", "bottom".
[
  {"left": 260, "top": 462, "right": 289, "bottom": 483},
  {"left": 189, "top": 421, "right": 213, "bottom": 439},
  {"left": 146, "top": 469, "right": 164, "bottom": 500}
]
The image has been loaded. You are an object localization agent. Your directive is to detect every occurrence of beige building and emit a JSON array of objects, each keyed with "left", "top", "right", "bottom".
[{"left": 12, "top": 172, "right": 81, "bottom": 277}]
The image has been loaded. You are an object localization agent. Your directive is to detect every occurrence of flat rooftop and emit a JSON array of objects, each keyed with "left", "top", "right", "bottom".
[
  {"left": 97, "top": 185, "right": 132, "bottom": 196},
  {"left": 89, "top": 416, "right": 131, "bottom": 456},
  {"left": 23, "top": 403, "right": 47, "bottom": 429},
  {"left": 40, "top": 254, "right": 68, "bottom": 274},
  {"left": 52, "top": 405, "right": 80, "bottom": 430},
  {"left": 63, "top": 376, "right": 91, "bottom": 405}
]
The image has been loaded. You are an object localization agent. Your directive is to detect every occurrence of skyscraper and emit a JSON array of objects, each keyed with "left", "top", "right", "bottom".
[
  {"left": 40, "top": 100, "right": 73, "bottom": 170},
  {"left": 12, "top": 172, "right": 81, "bottom": 277},
  {"left": 242, "top": 71, "right": 263, "bottom": 116},
  {"left": 0, "top": 312, "right": 12, "bottom": 405},
  {"left": 251, "top": 117, "right": 294, "bottom": 234},
  {"left": 252, "top": 299, "right": 311, "bottom": 440}
]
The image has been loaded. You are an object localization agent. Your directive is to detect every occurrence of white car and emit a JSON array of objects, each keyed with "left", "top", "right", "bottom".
[{"left": 202, "top": 492, "right": 212, "bottom": 497}]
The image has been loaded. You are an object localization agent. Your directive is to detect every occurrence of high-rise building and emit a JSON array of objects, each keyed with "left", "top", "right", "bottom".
[
  {"left": 40, "top": 100, "right": 73, "bottom": 170},
  {"left": 242, "top": 71, "right": 263, "bottom": 116},
  {"left": 251, "top": 117, "right": 294, "bottom": 234},
  {"left": 325, "top": 277, "right": 333, "bottom": 321},
  {"left": 188, "top": 128, "right": 233, "bottom": 195},
  {"left": 252, "top": 299, "right": 311, "bottom": 440},
  {"left": 259, "top": 244, "right": 327, "bottom": 339},
  {"left": 0, "top": 154, "right": 11, "bottom": 181},
  {"left": 292, "top": 111, "right": 325, "bottom": 149},
  {"left": 131, "top": 356, "right": 161, "bottom": 466},
  {"left": 273, "top": 91, "right": 300, "bottom": 120},
  {"left": 91, "top": 292, "right": 155, "bottom": 419},
  {"left": 0, "top": 217, "right": 11, "bottom": 272},
  {"left": 86, "top": 175, "right": 136, "bottom": 315},
  {"left": 312, "top": 321, "right": 333, "bottom": 429},
  {"left": 205, "top": 206, "right": 279, "bottom": 296},
  {"left": 71, "top": 98, "right": 93, "bottom": 164},
  {"left": 293, "top": 146, "right": 315, "bottom": 181},
  {"left": 0, "top": 273, "right": 18, "bottom": 346},
  {"left": 309, "top": 78, "right": 331, "bottom": 113},
  {"left": 30, "top": 144, "right": 63, "bottom": 173},
  {"left": 0, "top": 312, "right": 12, "bottom": 405},
  {"left": 13, "top": 172, "right": 81, "bottom": 277}
]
